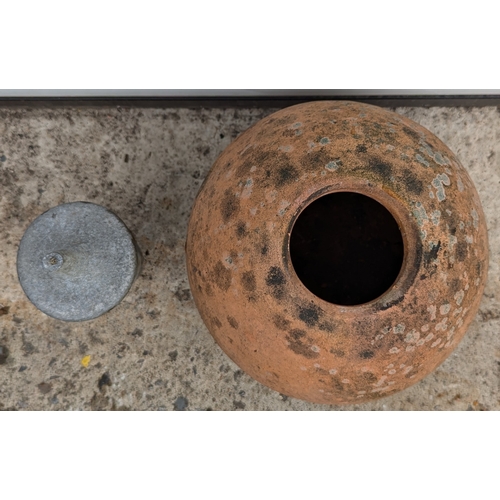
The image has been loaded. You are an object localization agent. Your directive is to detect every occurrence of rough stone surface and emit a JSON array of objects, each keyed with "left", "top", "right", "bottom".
[{"left": 0, "top": 105, "right": 499, "bottom": 410}]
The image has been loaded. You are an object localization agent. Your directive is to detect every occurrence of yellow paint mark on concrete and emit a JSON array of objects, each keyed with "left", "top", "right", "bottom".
[{"left": 81, "top": 355, "right": 91, "bottom": 368}]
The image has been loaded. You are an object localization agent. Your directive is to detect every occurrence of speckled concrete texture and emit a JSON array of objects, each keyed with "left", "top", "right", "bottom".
[{"left": 0, "top": 105, "right": 499, "bottom": 410}]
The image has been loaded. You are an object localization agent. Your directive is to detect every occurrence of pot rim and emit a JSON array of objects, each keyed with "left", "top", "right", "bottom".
[{"left": 283, "top": 178, "right": 423, "bottom": 315}]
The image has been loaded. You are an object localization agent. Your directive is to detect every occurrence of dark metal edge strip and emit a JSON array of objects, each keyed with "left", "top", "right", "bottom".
[{"left": 0, "top": 95, "right": 500, "bottom": 108}]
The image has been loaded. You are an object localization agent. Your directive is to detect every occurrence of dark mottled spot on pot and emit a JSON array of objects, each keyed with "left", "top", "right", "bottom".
[
  {"left": 282, "top": 129, "right": 295, "bottom": 138},
  {"left": 370, "top": 160, "right": 393, "bottom": 180},
  {"left": 451, "top": 278, "right": 461, "bottom": 293},
  {"left": 241, "top": 271, "right": 256, "bottom": 292},
  {"left": 227, "top": 316, "right": 239, "bottom": 329},
  {"left": 360, "top": 350, "right": 374, "bottom": 359},
  {"left": 329, "top": 348, "right": 345, "bottom": 357},
  {"left": 265, "top": 266, "right": 286, "bottom": 300},
  {"left": 236, "top": 221, "right": 247, "bottom": 238},
  {"left": 212, "top": 317, "right": 222, "bottom": 329},
  {"left": 286, "top": 329, "right": 319, "bottom": 359},
  {"left": 258, "top": 235, "right": 270, "bottom": 258},
  {"left": 234, "top": 159, "right": 252, "bottom": 178},
  {"left": 266, "top": 266, "right": 285, "bottom": 286},
  {"left": 355, "top": 144, "right": 367, "bottom": 154},
  {"left": 275, "top": 165, "right": 299, "bottom": 187},
  {"left": 330, "top": 377, "right": 345, "bottom": 392},
  {"left": 273, "top": 314, "right": 291, "bottom": 331},
  {"left": 438, "top": 207, "right": 458, "bottom": 232},
  {"left": 238, "top": 150, "right": 296, "bottom": 183},
  {"left": 269, "top": 114, "right": 298, "bottom": 128},
  {"left": 302, "top": 148, "right": 332, "bottom": 171},
  {"left": 403, "top": 126, "right": 420, "bottom": 142},
  {"left": 476, "top": 261, "right": 482, "bottom": 277},
  {"left": 318, "top": 321, "right": 334, "bottom": 333},
  {"left": 360, "top": 121, "right": 396, "bottom": 144},
  {"left": 289, "top": 328, "right": 306, "bottom": 340},
  {"left": 213, "top": 261, "right": 232, "bottom": 291},
  {"left": 456, "top": 240, "right": 467, "bottom": 262},
  {"left": 220, "top": 189, "right": 240, "bottom": 223},
  {"left": 205, "top": 283, "right": 214, "bottom": 296},
  {"left": 420, "top": 274, "right": 427, "bottom": 280},
  {"left": 361, "top": 372, "right": 377, "bottom": 383},
  {"left": 401, "top": 168, "right": 424, "bottom": 195},
  {"left": 424, "top": 241, "right": 441, "bottom": 267},
  {"left": 297, "top": 303, "right": 322, "bottom": 327}
]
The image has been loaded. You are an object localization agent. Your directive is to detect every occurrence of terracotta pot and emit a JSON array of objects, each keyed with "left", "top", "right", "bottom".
[{"left": 186, "top": 101, "right": 488, "bottom": 404}]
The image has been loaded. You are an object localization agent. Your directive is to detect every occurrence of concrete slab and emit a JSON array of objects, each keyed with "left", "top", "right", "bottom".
[{"left": 0, "top": 105, "right": 498, "bottom": 410}]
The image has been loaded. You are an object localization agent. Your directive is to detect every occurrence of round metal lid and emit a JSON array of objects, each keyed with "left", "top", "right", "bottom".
[{"left": 17, "top": 202, "right": 141, "bottom": 321}]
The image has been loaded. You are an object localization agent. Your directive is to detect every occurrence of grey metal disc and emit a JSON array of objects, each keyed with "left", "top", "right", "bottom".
[{"left": 17, "top": 202, "right": 142, "bottom": 321}]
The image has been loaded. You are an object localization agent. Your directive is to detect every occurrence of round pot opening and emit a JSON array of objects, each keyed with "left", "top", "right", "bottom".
[{"left": 289, "top": 192, "right": 405, "bottom": 306}]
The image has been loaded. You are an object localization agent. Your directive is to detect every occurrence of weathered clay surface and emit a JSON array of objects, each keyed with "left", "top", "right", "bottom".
[
  {"left": 186, "top": 101, "right": 489, "bottom": 404},
  {"left": 0, "top": 105, "right": 498, "bottom": 410}
]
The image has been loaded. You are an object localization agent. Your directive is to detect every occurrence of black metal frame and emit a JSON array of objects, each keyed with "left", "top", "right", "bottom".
[{"left": 0, "top": 94, "right": 499, "bottom": 108}]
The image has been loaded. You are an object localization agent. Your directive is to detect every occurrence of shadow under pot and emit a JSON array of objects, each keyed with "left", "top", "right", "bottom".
[{"left": 186, "top": 100, "right": 489, "bottom": 405}]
